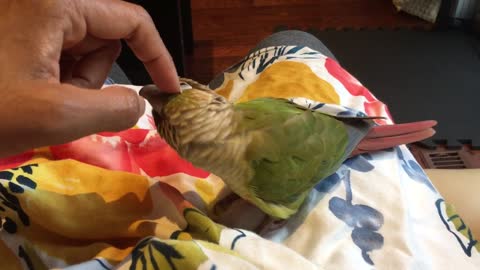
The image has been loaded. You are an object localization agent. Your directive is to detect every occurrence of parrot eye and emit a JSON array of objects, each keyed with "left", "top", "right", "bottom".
[{"left": 213, "top": 96, "right": 225, "bottom": 103}]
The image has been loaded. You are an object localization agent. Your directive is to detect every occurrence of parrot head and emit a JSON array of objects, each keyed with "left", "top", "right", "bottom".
[{"left": 139, "top": 85, "right": 235, "bottom": 152}]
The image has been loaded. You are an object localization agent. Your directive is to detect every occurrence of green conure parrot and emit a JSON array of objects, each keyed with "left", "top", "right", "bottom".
[{"left": 140, "top": 80, "right": 436, "bottom": 219}]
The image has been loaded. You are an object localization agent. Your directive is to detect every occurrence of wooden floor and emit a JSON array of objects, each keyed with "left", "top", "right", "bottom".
[{"left": 185, "top": 0, "right": 432, "bottom": 83}]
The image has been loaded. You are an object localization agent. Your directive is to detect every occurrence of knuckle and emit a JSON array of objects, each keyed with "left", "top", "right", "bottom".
[
  {"left": 129, "top": 4, "right": 155, "bottom": 27},
  {"left": 131, "top": 5, "right": 151, "bottom": 21},
  {"left": 48, "top": 0, "right": 74, "bottom": 20},
  {"left": 42, "top": 0, "right": 65, "bottom": 14}
]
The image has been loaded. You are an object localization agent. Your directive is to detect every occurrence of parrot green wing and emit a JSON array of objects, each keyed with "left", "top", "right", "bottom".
[{"left": 233, "top": 98, "right": 350, "bottom": 218}]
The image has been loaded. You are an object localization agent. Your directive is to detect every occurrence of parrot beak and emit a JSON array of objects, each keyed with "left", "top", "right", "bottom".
[{"left": 139, "top": 84, "right": 179, "bottom": 113}]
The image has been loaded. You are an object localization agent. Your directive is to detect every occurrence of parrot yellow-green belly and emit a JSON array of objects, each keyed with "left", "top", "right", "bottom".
[{"left": 187, "top": 98, "right": 350, "bottom": 219}]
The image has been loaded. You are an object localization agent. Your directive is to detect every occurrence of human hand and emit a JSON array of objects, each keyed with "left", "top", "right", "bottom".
[{"left": 0, "top": 0, "right": 180, "bottom": 157}]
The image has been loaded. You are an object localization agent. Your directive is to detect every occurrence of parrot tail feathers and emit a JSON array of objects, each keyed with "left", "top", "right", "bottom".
[{"left": 351, "top": 120, "right": 437, "bottom": 156}]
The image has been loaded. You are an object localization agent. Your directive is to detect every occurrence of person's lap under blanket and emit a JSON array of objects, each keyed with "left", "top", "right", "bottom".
[{"left": 0, "top": 30, "right": 479, "bottom": 270}]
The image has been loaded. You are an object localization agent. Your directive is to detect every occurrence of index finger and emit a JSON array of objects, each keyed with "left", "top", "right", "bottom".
[{"left": 74, "top": 0, "right": 180, "bottom": 92}]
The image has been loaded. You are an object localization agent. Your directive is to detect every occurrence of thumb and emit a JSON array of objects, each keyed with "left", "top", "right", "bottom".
[
  {"left": 0, "top": 81, "right": 145, "bottom": 157},
  {"left": 50, "top": 84, "right": 146, "bottom": 135}
]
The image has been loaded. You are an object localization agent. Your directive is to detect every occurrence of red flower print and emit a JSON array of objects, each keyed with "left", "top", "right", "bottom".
[
  {"left": 50, "top": 129, "right": 209, "bottom": 178},
  {"left": 325, "top": 58, "right": 393, "bottom": 124}
]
